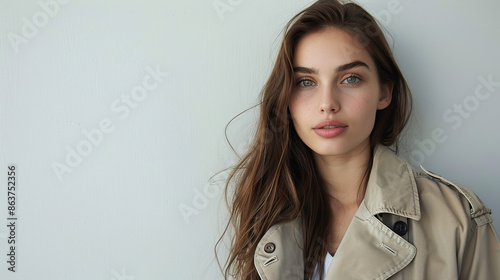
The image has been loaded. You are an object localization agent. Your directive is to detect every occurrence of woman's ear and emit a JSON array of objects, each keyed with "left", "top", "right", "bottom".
[{"left": 377, "top": 82, "right": 393, "bottom": 110}]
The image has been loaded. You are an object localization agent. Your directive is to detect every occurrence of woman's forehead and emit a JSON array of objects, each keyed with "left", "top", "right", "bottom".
[{"left": 294, "top": 28, "right": 374, "bottom": 70}]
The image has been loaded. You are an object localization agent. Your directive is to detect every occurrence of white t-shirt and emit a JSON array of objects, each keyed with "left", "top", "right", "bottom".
[{"left": 312, "top": 252, "right": 334, "bottom": 280}]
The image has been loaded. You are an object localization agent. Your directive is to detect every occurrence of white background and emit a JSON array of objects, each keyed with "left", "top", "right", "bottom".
[{"left": 0, "top": 0, "right": 499, "bottom": 279}]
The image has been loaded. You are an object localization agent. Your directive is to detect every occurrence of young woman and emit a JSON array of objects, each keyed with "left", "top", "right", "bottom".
[{"left": 218, "top": 0, "right": 500, "bottom": 279}]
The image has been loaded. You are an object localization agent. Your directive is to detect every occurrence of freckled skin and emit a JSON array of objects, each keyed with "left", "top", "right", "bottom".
[{"left": 289, "top": 28, "right": 392, "bottom": 159}]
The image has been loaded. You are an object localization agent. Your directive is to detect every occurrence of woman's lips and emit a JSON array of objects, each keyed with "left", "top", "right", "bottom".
[{"left": 313, "top": 120, "right": 347, "bottom": 138}]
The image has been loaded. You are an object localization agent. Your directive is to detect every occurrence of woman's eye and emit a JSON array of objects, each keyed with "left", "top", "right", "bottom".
[
  {"left": 342, "top": 75, "right": 361, "bottom": 85},
  {"left": 297, "top": 79, "right": 316, "bottom": 87}
]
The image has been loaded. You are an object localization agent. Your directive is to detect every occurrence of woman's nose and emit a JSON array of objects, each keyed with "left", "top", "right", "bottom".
[{"left": 319, "top": 85, "right": 340, "bottom": 113}]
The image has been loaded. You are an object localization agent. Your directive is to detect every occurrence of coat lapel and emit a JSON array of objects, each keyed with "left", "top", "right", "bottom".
[
  {"left": 324, "top": 202, "right": 416, "bottom": 279},
  {"left": 325, "top": 146, "right": 420, "bottom": 279}
]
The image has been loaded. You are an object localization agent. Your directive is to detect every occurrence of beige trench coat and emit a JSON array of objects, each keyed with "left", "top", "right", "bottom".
[{"left": 254, "top": 146, "right": 500, "bottom": 279}]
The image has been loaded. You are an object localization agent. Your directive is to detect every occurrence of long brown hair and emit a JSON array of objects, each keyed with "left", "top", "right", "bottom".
[{"left": 217, "top": 0, "right": 412, "bottom": 279}]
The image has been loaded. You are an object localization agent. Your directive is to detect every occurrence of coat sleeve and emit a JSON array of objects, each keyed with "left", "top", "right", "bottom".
[{"left": 459, "top": 216, "right": 500, "bottom": 279}]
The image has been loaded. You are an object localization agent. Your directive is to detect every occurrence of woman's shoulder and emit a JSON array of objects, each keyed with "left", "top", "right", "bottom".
[
  {"left": 372, "top": 145, "right": 492, "bottom": 225},
  {"left": 412, "top": 165, "right": 493, "bottom": 226},
  {"left": 410, "top": 165, "right": 500, "bottom": 279}
]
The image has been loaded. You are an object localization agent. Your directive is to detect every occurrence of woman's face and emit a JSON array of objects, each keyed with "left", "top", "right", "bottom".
[{"left": 289, "top": 28, "right": 392, "bottom": 158}]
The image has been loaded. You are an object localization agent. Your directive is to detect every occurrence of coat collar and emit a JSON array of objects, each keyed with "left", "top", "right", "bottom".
[
  {"left": 324, "top": 200, "right": 417, "bottom": 279},
  {"left": 363, "top": 145, "right": 421, "bottom": 221},
  {"left": 254, "top": 145, "right": 420, "bottom": 279}
]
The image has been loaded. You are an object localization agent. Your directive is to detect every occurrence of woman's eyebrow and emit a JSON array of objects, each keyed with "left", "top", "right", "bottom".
[
  {"left": 293, "top": 60, "right": 370, "bottom": 74},
  {"left": 293, "top": 66, "right": 319, "bottom": 74},
  {"left": 336, "top": 60, "right": 370, "bottom": 72}
]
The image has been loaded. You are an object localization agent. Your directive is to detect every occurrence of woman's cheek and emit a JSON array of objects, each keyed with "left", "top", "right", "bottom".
[{"left": 351, "top": 93, "right": 378, "bottom": 112}]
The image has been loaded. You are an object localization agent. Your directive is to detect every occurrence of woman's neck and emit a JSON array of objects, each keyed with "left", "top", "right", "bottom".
[{"left": 313, "top": 141, "right": 371, "bottom": 208}]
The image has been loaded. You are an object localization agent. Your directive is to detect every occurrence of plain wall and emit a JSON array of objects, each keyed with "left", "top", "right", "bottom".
[{"left": 0, "top": 0, "right": 498, "bottom": 279}]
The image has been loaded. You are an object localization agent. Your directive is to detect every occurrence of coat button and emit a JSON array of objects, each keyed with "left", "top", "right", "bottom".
[
  {"left": 264, "top": 242, "right": 276, "bottom": 253},
  {"left": 393, "top": 221, "right": 408, "bottom": 236}
]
